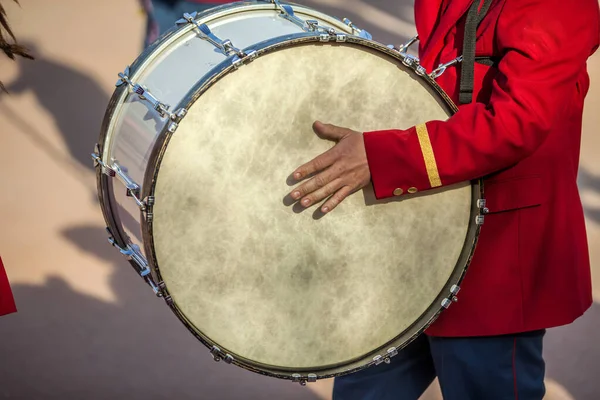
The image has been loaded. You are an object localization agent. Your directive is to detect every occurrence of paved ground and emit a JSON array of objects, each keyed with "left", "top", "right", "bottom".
[{"left": 0, "top": 1, "right": 598, "bottom": 399}]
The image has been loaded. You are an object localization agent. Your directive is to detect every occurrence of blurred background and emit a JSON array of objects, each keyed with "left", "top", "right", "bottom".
[{"left": 0, "top": 1, "right": 598, "bottom": 399}]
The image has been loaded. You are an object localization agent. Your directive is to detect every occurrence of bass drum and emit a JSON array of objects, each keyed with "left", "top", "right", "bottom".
[{"left": 94, "top": 1, "right": 483, "bottom": 384}]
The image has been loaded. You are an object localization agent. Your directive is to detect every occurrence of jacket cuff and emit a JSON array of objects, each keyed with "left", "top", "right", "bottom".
[{"left": 363, "top": 124, "right": 443, "bottom": 200}]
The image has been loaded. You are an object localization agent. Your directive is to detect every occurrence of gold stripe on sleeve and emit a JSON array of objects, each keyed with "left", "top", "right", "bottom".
[{"left": 415, "top": 123, "right": 442, "bottom": 188}]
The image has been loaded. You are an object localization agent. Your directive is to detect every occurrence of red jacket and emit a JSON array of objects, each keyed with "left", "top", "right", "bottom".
[
  {"left": 364, "top": 0, "right": 600, "bottom": 336},
  {"left": 0, "top": 256, "right": 16, "bottom": 316}
]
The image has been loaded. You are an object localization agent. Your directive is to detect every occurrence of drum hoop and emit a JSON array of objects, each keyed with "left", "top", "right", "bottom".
[
  {"left": 137, "top": 32, "right": 485, "bottom": 381},
  {"left": 94, "top": 1, "right": 357, "bottom": 285}
]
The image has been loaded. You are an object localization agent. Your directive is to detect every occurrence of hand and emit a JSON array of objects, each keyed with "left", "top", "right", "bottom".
[{"left": 289, "top": 121, "right": 371, "bottom": 214}]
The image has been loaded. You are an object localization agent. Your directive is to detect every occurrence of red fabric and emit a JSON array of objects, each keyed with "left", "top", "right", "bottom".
[
  {"left": 0, "top": 256, "right": 17, "bottom": 316},
  {"left": 364, "top": 0, "right": 600, "bottom": 336}
]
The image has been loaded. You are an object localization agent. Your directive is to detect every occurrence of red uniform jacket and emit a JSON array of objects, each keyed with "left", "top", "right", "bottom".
[
  {"left": 0, "top": 256, "right": 17, "bottom": 316},
  {"left": 364, "top": 0, "right": 600, "bottom": 336}
]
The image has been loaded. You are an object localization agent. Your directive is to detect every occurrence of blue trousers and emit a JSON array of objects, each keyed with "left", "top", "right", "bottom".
[{"left": 333, "top": 330, "right": 546, "bottom": 400}]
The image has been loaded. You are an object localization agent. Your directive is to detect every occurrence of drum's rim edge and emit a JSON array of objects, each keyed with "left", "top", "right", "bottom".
[{"left": 140, "top": 33, "right": 484, "bottom": 381}]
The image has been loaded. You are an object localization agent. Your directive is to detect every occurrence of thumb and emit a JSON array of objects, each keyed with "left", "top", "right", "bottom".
[{"left": 313, "top": 121, "right": 350, "bottom": 142}]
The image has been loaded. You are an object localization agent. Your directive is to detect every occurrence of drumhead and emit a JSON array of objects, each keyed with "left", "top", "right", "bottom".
[{"left": 142, "top": 37, "right": 481, "bottom": 379}]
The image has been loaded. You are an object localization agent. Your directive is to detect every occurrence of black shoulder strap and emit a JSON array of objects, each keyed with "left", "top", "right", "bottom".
[{"left": 459, "top": 0, "right": 494, "bottom": 104}]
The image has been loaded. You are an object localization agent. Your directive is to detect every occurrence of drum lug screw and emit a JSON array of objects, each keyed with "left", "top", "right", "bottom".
[
  {"left": 170, "top": 108, "right": 187, "bottom": 122},
  {"left": 143, "top": 196, "right": 155, "bottom": 207},
  {"left": 168, "top": 121, "right": 179, "bottom": 133},
  {"left": 211, "top": 346, "right": 223, "bottom": 362},
  {"left": 441, "top": 298, "right": 452, "bottom": 309},
  {"left": 292, "top": 373, "right": 314, "bottom": 386}
]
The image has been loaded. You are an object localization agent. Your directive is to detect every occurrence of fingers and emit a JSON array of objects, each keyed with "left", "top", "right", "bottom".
[
  {"left": 292, "top": 149, "right": 335, "bottom": 181},
  {"left": 313, "top": 121, "right": 352, "bottom": 142},
  {"left": 292, "top": 173, "right": 342, "bottom": 206},
  {"left": 292, "top": 122, "right": 354, "bottom": 181},
  {"left": 321, "top": 186, "right": 354, "bottom": 214}
]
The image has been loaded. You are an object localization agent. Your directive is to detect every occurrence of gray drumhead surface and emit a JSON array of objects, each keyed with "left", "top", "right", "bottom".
[{"left": 152, "top": 43, "right": 471, "bottom": 369}]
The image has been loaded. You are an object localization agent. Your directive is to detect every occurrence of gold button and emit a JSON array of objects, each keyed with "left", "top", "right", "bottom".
[
  {"left": 393, "top": 188, "right": 404, "bottom": 196},
  {"left": 408, "top": 187, "right": 418, "bottom": 194}
]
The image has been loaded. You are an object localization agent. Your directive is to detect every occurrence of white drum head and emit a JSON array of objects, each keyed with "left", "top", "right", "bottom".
[{"left": 144, "top": 39, "right": 478, "bottom": 378}]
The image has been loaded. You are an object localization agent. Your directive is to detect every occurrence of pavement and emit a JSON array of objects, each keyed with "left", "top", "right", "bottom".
[{"left": 0, "top": 1, "right": 598, "bottom": 399}]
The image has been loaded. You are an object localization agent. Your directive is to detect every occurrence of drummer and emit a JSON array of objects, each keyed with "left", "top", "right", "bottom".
[{"left": 290, "top": 0, "right": 600, "bottom": 399}]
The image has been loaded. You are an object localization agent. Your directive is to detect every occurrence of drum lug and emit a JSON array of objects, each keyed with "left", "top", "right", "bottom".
[
  {"left": 91, "top": 150, "right": 117, "bottom": 177},
  {"left": 170, "top": 108, "right": 187, "bottom": 123},
  {"left": 166, "top": 108, "right": 184, "bottom": 132},
  {"left": 400, "top": 54, "right": 423, "bottom": 72},
  {"left": 106, "top": 234, "right": 161, "bottom": 296},
  {"left": 116, "top": 66, "right": 172, "bottom": 118},
  {"left": 177, "top": 12, "right": 248, "bottom": 58},
  {"left": 231, "top": 50, "right": 257, "bottom": 69},
  {"left": 271, "top": 0, "right": 340, "bottom": 37},
  {"left": 273, "top": 1, "right": 312, "bottom": 33},
  {"left": 318, "top": 31, "right": 347, "bottom": 43},
  {"left": 387, "top": 347, "right": 398, "bottom": 358},
  {"left": 450, "top": 285, "right": 460, "bottom": 302},
  {"left": 305, "top": 20, "right": 320, "bottom": 31},
  {"left": 94, "top": 158, "right": 147, "bottom": 212},
  {"left": 167, "top": 121, "right": 179, "bottom": 133},
  {"left": 475, "top": 198, "right": 488, "bottom": 225},
  {"left": 143, "top": 196, "right": 155, "bottom": 223},
  {"left": 336, "top": 33, "right": 347, "bottom": 43},
  {"left": 372, "top": 347, "right": 398, "bottom": 366},
  {"left": 291, "top": 373, "right": 317, "bottom": 386},
  {"left": 477, "top": 199, "right": 490, "bottom": 214},
  {"left": 440, "top": 285, "right": 462, "bottom": 309},
  {"left": 342, "top": 18, "right": 373, "bottom": 40},
  {"left": 397, "top": 35, "right": 419, "bottom": 54},
  {"left": 387, "top": 36, "right": 427, "bottom": 76},
  {"left": 450, "top": 284, "right": 460, "bottom": 296},
  {"left": 144, "top": 196, "right": 155, "bottom": 207},
  {"left": 92, "top": 143, "right": 101, "bottom": 167},
  {"left": 386, "top": 49, "right": 426, "bottom": 77},
  {"left": 210, "top": 346, "right": 234, "bottom": 364},
  {"left": 108, "top": 162, "right": 147, "bottom": 211}
]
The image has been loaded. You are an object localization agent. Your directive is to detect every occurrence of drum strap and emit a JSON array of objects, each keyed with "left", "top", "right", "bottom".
[{"left": 459, "top": 0, "right": 495, "bottom": 104}]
